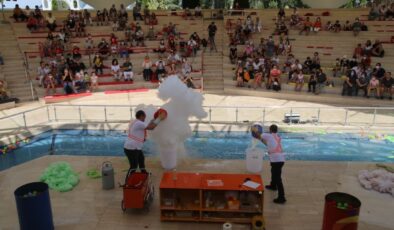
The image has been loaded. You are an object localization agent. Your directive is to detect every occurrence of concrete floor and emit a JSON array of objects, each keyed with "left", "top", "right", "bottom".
[
  {"left": 0, "top": 156, "right": 393, "bottom": 230},
  {"left": 0, "top": 91, "right": 393, "bottom": 230}
]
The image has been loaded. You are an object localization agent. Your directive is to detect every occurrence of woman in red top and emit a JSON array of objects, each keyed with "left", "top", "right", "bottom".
[
  {"left": 27, "top": 14, "right": 38, "bottom": 32},
  {"left": 353, "top": 43, "right": 363, "bottom": 60},
  {"left": 72, "top": 45, "right": 82, "bottom": 60},
  {"left": 313, "top": 17, "right": 322, "bottom": 32}
]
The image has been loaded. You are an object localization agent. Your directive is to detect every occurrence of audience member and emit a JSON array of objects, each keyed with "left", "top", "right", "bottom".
[
  {"left": 371, "top": 40, "right": 384, "bottom": 57},
  {"left": 367, "top": 75, "right": 380, "bottom": 98},
  {"left": 122, "top": 57, "right": 134, "bottom": 82},
  {"left": 380, "top": 72, "right": 393, "bottom": 100},
  {"left": 13, "top": 4, "right": 27, "bottom": 22},
  {"left": 352, "top": 18, "right": 362, "bottom": 36},
  {"left": 111, "top": 59, "right": 121, "bottom": 81},
  {"left": 142, "top": 55, "right": 152, "bottom": 81}
]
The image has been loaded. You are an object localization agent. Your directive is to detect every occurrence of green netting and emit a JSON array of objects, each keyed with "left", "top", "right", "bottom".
[
  {"left": 86, "top": 169, "right": 101, "bottom": 179},
  {"left": 40, "top": 162, "right": 80, "bottom": 192}
]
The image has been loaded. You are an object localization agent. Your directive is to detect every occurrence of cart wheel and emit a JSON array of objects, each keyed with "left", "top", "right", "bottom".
[{"left": 121, "top": 200, "right": 126, "bottom": 212}]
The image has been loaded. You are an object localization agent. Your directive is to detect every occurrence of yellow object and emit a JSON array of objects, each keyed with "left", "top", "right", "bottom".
[
  {"left": 333, "top": 216, "right": 358, "bottom": 230},
  {"left": 252, "top": 215, "right": 265, "bottom": 230}
]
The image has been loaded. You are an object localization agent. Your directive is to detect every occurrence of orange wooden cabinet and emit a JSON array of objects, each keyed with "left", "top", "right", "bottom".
[{"left": 159, "top": 172, "right": 265, "bottom": 226}]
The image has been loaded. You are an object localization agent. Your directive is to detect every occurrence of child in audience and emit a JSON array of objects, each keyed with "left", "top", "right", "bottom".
[
  {"left": 333, "top": 20, "right": 341, "bottom": 32},
  {"left": 90, "top": 72, "right": 98, "bottom": 91},
  {"left": 111, "top": 59, "right": 121, "bottom": 81}
]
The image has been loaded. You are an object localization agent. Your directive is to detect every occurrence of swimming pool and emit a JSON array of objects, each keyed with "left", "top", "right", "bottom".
[{"left": 1, "top": 129, "right": 393, "bottom": 171}]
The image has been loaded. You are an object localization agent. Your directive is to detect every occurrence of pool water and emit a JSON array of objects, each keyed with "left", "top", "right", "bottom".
[{"left": 1, "top": 129, "right": 394, "bottom": 171}]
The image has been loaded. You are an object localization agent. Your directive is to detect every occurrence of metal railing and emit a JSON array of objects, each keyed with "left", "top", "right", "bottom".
[{"left": 0, "top": 105, "right": 393, "bottom": 134}]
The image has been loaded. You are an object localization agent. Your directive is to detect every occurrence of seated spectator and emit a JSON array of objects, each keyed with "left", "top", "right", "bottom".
[
  {"left": 73, "top": 71, "right": 88, "bottom": 93},
  {"left": 250, "top": 69, "right": 262, "bottom": 89},
  {"left": 46, "top": 12, "right": 57, "bottom": 32},
  {"left": 98, "top": 38, "right": 110, "bottom": 58},
  {"left": 93, "top": 54, "right": 104, "bottom": 74},
  {"left": 371, "top": 40, "right": 384, "bottom": 57},
  {"left": 311, "top": 52, "right": 321, "bottom": 70},
  {"left": 135, "top": 28, "right": 145, "bottom": 46},
  {"left": 324, "top": 21, "right": 333, "bottom": 31},
  {"left": 110, "top": 33, "right": 118, "bottom": 56},
  {"left": 96, "top": 10, "right": 104, "bottom": 26},
  {"left": 229, "top": 44, "right": 238, "bottom": 64},
  {"left": 275, "top": 21, "right": 288, "bottom": 35},
  {"left": 62, "top": 68, "right": 75, "bottom": 94},
  {"left": 184, "top": 8, "right": 192, "bottom": 19},
  {"left": 265, "top": 36, "right": 275, "bottom": 58},
  {"left": 89, "top": 72, "right": 98, "bottom": 91},
  {"left": 121, "top": 57, "right": 133, "bottom": 81},
  {"left": 299, "top": 17, "right": 312, "bottom": 35},
  {"left": 342, "top": 67, "right": 358, "bottom": 96},
  {"left": 254, "top": 17, "right": 262, "bottom": 33},
  {"left": 352, "top": 18, "right": 362, "bottom": 36},
  {"left": 102, "top": 8, "right": 110, "bottom": 25},
  {"left": 133, "top": 3, "right": 143, "bottom": 21},
  {"left": 155, "top": 57, "right": 167, "bottom": 80},
  {"left": 75, "top": 21, "right": 86, "bottom": 37},
  {"left": 343, "top": 20, "right": 352, "bottom": 31},
  {"left": 84, "top": 34, "right": 94, "bottom": 55},
  {"left": 380, "top": 72, "right": 393, "bottom": 100},
  {"left": 367, "top": 75, "right": 380, "bottom": 98},
  {"left": 181, "top": 58, "right": 192, "bottom": 78},
  {"left": 363, "top": 40, "right": 373, "bottom": 56},
  {"left": 43, "top": 74, "right": 56, "bottom": 96},
  {"left": 142, "top": 55, "right": 152, "bottom": 81},
  {"left": 236, "top": 67, "right": 245, "bottom": 87},
  {"left": 293, "top": 70, "right": 304, "bottom": 92},
  {"left": 368, "top": 3, "right": 380, "bottom": 20},
  {"left": 13, "top": 4, "right": 27, "bottom": 22},
  {"left": 288, "top": 59, "right": 303, "bottom": 82},
  {"left": 308, "top": 71, "right": 317, "bottom": 93},
  {"left": 72, "top": 45, "right": 82, "bottom": 61},
  {"left": 66, "top": 16, "right": 76, "bottom": 31},
  {"left": 83, "top": 9, "right": 92, "bottom": 26},
  {"left": 27, "top": 14, "right": 39, "bottom": 32},
  {"left": 277, "top": 7, "right": 285, "bottom": 21},
  {"left": 268, "top": 65, "right": 281, "bottom": 90},
  {"left": 109, "top": 4, "right": 117, "bottom": 21},
  {"left": 372, "top": 63, "right": 386, "bottom": 80},
  {"left": 0, "top": 51, "right": 4, "bottom": 65},
  {"left": 379, "top": 4, "right": 388, "bottom": 20},
  {"left": 313, "top": 17, "right": 322, "bottom": 32},
  {"left": 195, "top": 5, "right": 202, "bottom": 17},
  {"left": 332, "top": 20, "right": 341, "bottom": 33},
  {"left": 303, "top": 56, "right": 313, "bottom": 74},
  {"left": 111, "top": 59, "right": 121, "bottom": 81},
  {"left": 186, "top": 38, "right": 197, "bottom": 57},
  {"left": 0, "top": 80, "right": 19, "bottom": 103},
  {"left": 33, "top": 5, "right": 43, "bottom": 20},
  {"left": 315, "top": 68, "right": 327, "bottom": 95},
  {"left": 119, "top": 4, "right": 128, "bottom": 20},
  {"left": 353, "top": 43, "right": 363, "bottom": 60},
  {"left": 166, "top": 50, "right": 180, "bottom": 64},
  {"left": 356, "top": 69, "right": 368, "bottom": 97},
  {"left": 360, "top": 55, "right": 371, "bottom": 68},
  {"left": 290, "top": 8, "right": 301, "bottom": 28},
  {"left": 118, "top": 40, "right": 129, "bottom": 58},
  {"left": 386, "top": 3, "right": 394, "bottom": 19}
]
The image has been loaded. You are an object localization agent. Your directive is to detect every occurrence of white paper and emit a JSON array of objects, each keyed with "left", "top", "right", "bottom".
[
  {"left": 207, "top": 180, "right": 224, "bottom": 187},
  {"left": 243, "top": 181, "right": 261, "bottom": 189}
]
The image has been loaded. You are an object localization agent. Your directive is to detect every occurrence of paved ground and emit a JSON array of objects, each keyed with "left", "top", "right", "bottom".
[
  {"left": 0, "top": 156, "right": 393, "bottom": 230},
  {"left": 0, "top": 91, "right": 393, "bottom": 230}
]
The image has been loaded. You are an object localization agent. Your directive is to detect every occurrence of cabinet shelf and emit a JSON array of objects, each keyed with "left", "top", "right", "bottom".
[
  {"left": 161, "top": 205, "right": 200, "bottom": 211},
  {"left": 202, "top": 208, "right": 262, "bottom": 213},
  {"left": 159, "top": 172, "right": 265, "bottom": 226}
]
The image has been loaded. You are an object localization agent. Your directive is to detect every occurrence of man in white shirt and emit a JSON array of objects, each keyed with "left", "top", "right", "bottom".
[
  {"left": 254, "top": 124, "right": 286, "bottom": 204},
  {"left": 124, "top": 110, "right": 165, "bottom": 174}
]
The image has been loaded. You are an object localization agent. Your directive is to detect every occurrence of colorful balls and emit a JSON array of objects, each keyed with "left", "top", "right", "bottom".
[{"left": 251, "top": 123, "right": 263, "bottom": 139}]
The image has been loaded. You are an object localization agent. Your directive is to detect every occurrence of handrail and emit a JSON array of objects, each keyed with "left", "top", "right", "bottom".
[
  {"left": 0, "top": 104, "right": 393, "bottom": 131},
  {"left": 47, "top": 104, "right": 394, "bottom": 110}
]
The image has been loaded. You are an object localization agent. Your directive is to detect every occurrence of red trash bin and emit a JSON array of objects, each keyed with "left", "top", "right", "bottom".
[{"left": 322, "top": 192, "right": 361, "bottom": 230}]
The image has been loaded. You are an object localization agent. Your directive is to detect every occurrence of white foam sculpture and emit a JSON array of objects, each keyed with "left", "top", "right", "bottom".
[{"left": 358, "top": 169, "right": 394, "bottom": 197}]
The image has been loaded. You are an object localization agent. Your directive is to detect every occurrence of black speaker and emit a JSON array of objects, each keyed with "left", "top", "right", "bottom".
[{"left": 182, "top": 0, "right": 200, "bottom": 9}]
